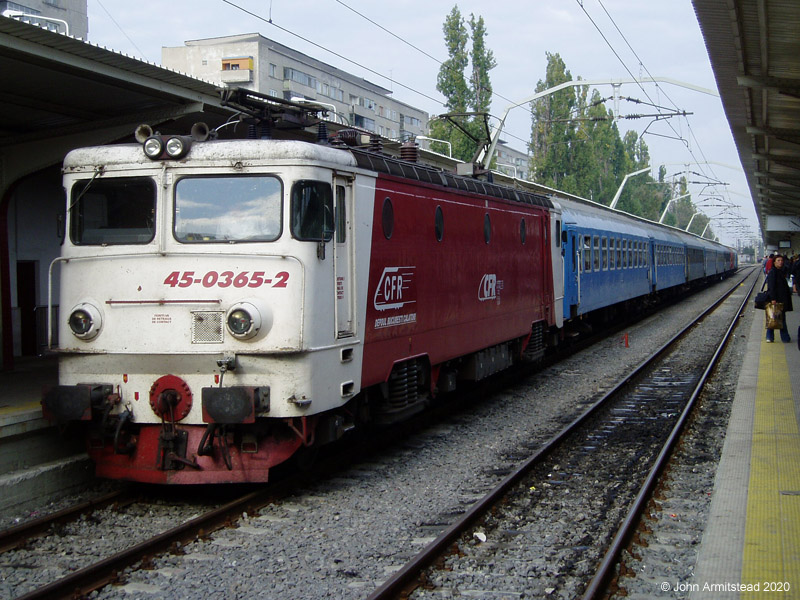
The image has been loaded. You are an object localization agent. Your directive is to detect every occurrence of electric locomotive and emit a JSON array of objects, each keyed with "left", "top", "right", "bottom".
[
  {"left": 43, "top": 99, "right": 562, "bottom": 483},
  {"left": 42, "top": 94, "right": 736, "bottom": 484}
]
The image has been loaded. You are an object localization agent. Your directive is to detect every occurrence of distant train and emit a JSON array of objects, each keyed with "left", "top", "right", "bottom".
[{"left": 42, "top": 104, "right": 736, "bottom": 483}]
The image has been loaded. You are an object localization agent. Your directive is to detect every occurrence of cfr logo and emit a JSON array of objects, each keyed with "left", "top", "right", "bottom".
[
  {"left": 479, "top": 274, "right": 498, "bottom": 302},
  {"left": 374, "top": 266, "right": 416, "bottom": 311}
]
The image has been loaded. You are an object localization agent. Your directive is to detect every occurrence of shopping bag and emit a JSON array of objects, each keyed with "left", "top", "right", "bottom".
[{"left": 766, "top": 302, "right": 784, "bottom": 329}]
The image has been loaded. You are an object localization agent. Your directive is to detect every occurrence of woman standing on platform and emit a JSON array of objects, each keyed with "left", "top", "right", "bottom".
[{"left": 765, "top": 254, "right": 792, "bottom": 343}]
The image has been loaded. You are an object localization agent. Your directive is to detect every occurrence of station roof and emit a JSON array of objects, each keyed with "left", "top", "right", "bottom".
[
  {"left": 0, "top": 16, "right": 234, "bottom": 180},
  {"left": 693, "top": 0, "right": 800, "bottom": 249}
]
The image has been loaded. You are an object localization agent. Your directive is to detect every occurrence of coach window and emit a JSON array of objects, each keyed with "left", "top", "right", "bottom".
[
  {"left": 601, "top": 237, "right": 608, "bottom": 270},
  {"left": 616, "top": 239, "right": 622, "bottom": 268},
  {"left": 71, "top": 177, "right": 156, "bottom": 245},
  {"left": 382, "top": 197, "right": 394, "bottom": 240},
  {"left": 484, "top": 213, "right": 491, "bottom": 244},
  {"left": 584, "top": 235, "right": 591, "bottom": 272},
  {"left": 593, "top": 235, "right": 600, "bottom": 271},
  {"left": 435, "top": 206, "right": 444, "bottom": 242},
  {"left": 520, "top": 218, "right": 526, "bottom": 244},
  {"left": 608, "top": 238, "right": 617, "bottom": 271},
  {"left": 621, "top": 240, "right": 627, "bottom": 268},
  {"left": 174, "top": 175, "right": 281, "bottom": 243}
]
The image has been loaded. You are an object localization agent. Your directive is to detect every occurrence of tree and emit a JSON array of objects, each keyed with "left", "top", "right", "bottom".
[
  {"left": 529, "top": 53, "right": 576, "bottom": 190},
  {"left": 469, "top": 14, "right": 495, "bottom": 114},
  {"left": 528, "top": 52, "right": 708, "bottom": 228},
  {"left": 430, "top": 6, "right": 496, "bottom": 162}
]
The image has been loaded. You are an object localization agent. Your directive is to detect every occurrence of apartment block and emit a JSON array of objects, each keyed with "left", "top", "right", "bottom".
[
  {"left": 162, "top": 33, "right": 428, "bottom": 142},
  {"left": 1, "top": 0, "right": 87, "bottom": 39}
]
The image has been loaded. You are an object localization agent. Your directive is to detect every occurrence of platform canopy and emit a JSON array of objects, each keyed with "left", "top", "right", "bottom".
[
  {"left": 693, "top": 0, "right": 800, "bottom": 250},
  {"left": 0, "top": 16, "right": 235, "bottom": 185}
]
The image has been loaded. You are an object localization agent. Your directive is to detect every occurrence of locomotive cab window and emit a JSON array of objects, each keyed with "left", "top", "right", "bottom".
[
  {"left": 291, "top": 180, "right": 334, "bottom": 241},
  {"left": 175, "top": 175, "right": 282, "bottom": 243},
  {"left": 70, "top": 177, "right": 156, "bottom": 245}
]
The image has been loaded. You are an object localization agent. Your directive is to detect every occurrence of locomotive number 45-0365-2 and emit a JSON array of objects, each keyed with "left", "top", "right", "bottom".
[{"left": 163, "top": 270, "right": 290, "bottom": 289}]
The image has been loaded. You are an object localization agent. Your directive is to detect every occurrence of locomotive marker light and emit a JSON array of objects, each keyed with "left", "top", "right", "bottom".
[{"left": 68, "top": 301, "right": 103, "bottom": 340}]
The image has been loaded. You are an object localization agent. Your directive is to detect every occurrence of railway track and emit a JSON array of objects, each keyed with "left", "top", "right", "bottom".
[
  {"left": 366, "top": 269, "right": 756, "bottom": 600},
  {"left": 2, "top": 487, "right": 279, "bottom": 599},
  {"left": 0, "top": 271, "right": 753, "bottom": 600}
]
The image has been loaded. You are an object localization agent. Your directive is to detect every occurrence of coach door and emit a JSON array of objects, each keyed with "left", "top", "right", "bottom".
[
  {"left": 564, "top": 229, "right": 579, "bottom": 315},
  {"left": 333, "top": 175, "right": 355, "bottom": 338}
]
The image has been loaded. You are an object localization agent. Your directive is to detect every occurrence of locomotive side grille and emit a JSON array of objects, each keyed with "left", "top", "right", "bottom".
[
  {"left": 523, "top": 321, "right": 546, "bottom": 362},
  {"left": 191, "top": 311, "right": 224, "bottom": 343},
  {"left": 387, "top": 360, "right": 420, "bottom": 409}
]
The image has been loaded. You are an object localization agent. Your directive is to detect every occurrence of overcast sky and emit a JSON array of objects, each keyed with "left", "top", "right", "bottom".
[{"left": 85, "top": 0, "right": 758, "bottom": 246}]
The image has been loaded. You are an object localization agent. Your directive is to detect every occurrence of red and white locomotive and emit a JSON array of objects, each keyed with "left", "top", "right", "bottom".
[{"left": 43, "top": 103, "right": 563, "bottom": 483}]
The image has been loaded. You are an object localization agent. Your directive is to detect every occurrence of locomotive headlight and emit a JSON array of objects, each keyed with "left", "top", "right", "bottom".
[
  {"left": 165, "top": 136, "right": 188, "bottom": 158},
  {"left": 68, "top": 302, "right": 103, "bottom": 340},
  {"left": 142, "top": 135, "right": 191, "bottom": 160},
  {"left": 143, "top": 136, "right": 163, "bottom": 159},
  {"left": 226, "top": 300, "right": 272, "bottom": 341},
  {"left": 228, "top": 309, "right": 254, "bottom": 336}
]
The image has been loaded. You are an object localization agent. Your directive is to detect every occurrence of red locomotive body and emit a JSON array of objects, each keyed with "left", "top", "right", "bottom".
[{"left": 358, "top": 165, "right": 557, "bottom": 422}]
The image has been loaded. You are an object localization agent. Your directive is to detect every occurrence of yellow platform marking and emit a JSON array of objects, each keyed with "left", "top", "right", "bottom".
[
  {"left": 0, "top": 399, "right": 41, "bottom": 416},
  {"left": 742, "top": 340, "right": 800, "bottom": 597}
]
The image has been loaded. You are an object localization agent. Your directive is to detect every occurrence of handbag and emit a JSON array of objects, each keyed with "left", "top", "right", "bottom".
[
  {"left": 754, "top": 291, "right": 769, "bottom": 309},
  {"left": 766, "top": 302, "right": 784, "bottom": 329},
  {"left": 754, "top": 279, "right": 768, "bottom": 310}
]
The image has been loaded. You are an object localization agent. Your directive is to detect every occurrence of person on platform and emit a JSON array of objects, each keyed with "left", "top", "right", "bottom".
[{"left": 765, "top": 254, "right": 792, "bottom": 343}]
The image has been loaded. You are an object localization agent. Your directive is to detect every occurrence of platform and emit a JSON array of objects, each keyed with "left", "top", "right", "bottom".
[
  {"left": 692, "top": 286, "right": 800, "bottom": 598},
  {"left": 0, "top": 355, "right": 92, "bottom": 513},
  {"left": 0, "top": 355, "right": 57, "bottom": 438}
]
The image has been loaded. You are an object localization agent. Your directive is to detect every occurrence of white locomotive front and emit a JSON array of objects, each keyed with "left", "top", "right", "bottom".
[{"left": 43, "top": 132, "right": 374, "bottom": 483}]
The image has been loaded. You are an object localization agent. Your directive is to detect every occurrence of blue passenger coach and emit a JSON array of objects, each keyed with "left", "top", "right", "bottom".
[
  {"left": 560, "top": 199, "right": 653, "bottom": 319},
  {"left": 555, "top": 194, "right": 737, "bottom": 329}
]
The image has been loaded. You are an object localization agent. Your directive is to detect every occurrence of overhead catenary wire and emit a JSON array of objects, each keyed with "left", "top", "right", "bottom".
[
  {"left": 220, "top": 0, "right": 445, "bottom": 107},
  {"left": 578, "top": 0, "right": 748, "bottom": 238},
  {"left": 95, "top": 0, "right": 148, "bottom": 60},
  {"left": 589, "top": 0, "right": 727, "bottom": 197}
]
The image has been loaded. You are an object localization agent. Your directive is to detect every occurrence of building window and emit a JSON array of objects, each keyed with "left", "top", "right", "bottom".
[{"left": 284, "top": 67, "right": 316, "bottom": 89}]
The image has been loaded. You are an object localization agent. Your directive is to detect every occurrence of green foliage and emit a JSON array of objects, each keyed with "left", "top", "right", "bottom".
[
  {"left": 529, "top": 53, "right": 706, "bottom": 229},
  {"left": 431, "top": 6, "right": 496, "bottom": 162}
]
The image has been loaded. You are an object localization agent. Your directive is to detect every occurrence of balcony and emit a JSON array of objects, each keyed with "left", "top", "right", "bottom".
[{"left": 220, "top": 69, "right": 252, "bottom": 84}]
